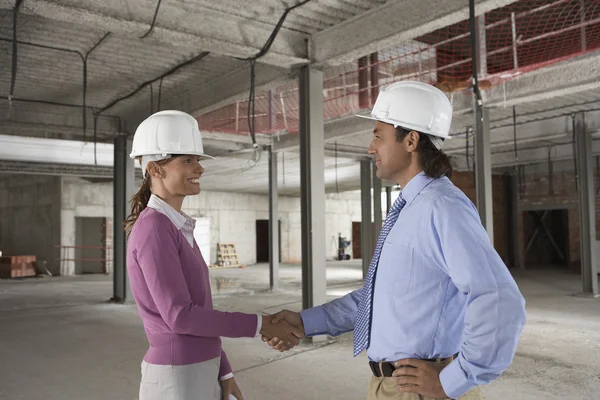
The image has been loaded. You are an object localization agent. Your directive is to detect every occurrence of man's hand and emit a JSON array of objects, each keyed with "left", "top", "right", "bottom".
[
  {"left": 261, "top": 310, "right": 305, "bottom": 352},
  {"left": 392, "top": 359, "right": 449, "bottom": 399},
  {"left": 221, "top": 376, "right": 244, "bottom": 400},
  {"left": 259, "top": 314, "right": 304, "bottom": 351}
]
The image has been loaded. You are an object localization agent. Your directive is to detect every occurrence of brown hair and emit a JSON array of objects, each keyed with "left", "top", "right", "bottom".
[
  {"left": 124, "top": 157, "right": 172, "bottom": 234},
  {"left": 396, "top": 127, "right": 453, "bottom": 179}
]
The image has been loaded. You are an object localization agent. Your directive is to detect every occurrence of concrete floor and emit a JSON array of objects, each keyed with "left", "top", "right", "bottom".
[{"left": 1, "top": 262, "right": 599, "bottom": 400}]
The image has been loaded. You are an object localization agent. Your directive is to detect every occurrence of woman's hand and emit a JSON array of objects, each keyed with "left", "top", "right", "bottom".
[{"left": 221, "top": 376, "right": 244, "bottom": 400}]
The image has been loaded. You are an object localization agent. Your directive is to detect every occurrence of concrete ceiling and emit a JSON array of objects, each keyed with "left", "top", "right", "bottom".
[{"left": 1, "top": 0, "right": 599, "bottom": 195}]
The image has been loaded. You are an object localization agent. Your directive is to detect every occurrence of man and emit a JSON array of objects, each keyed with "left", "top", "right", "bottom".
[{"left": 266, "top": 81, "right": 526, "bottom": 400}]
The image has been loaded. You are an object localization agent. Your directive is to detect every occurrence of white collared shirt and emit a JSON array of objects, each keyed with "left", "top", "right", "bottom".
[
  {"left": 146, "top": 194, "right": 262, "bottom": 377},
  {"left": 147, "top": 194, "right": 197, "bottom": 249}
]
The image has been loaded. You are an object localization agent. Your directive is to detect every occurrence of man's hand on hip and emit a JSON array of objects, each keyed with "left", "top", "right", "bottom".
[{"left": 392, "top": 359, "right": 449, "bottom": 399}]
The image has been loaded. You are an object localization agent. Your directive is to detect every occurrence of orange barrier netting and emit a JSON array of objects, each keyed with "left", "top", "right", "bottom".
[{"left": 198, "top": 0, "right": 600, "bottom": 136}]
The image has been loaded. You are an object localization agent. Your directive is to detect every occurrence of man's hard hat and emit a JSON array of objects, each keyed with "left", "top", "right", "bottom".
[
  {"left": 356, "top": 81, "right": 453, "bottom": 148},
  {"left": 130, "top": 110, "right": 215, "bottom": 160}
]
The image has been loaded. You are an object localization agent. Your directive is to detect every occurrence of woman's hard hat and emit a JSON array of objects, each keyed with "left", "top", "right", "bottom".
[{"left": 130, "top": 110, "right": 215, "bottom": 160}]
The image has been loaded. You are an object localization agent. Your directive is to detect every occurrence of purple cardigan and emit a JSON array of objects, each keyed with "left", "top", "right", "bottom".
[{"left": 127, "top": 207, "right": 258, "bottom": 377}]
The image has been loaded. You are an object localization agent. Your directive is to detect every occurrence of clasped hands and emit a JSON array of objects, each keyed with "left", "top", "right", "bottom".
[{"left": 259, "top": 310, "right": 304, "bottom": 352}]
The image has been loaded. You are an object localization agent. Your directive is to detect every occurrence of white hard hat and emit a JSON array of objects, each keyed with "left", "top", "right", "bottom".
[
  {"left": 356, "top": 81, "right": 452, "bottom": 149},
  {"left": 130, "top": 110, "right": 215, "bottom": 160}
]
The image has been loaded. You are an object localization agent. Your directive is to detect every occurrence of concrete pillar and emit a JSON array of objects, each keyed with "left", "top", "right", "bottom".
[
  {"left": 268, "top": 146, "right": 280, "bottom": 291},
  {"left": 358, "top": 56, "right": 369, "bottom": 109},
  {"left": 574, "top": 112, "right": 599, "bottom": 297},
  {"left": 474, "top": 106, "right": 494, "bottom": 243},
  {"left": 299, "top": 66, "right": 327, "bottom": 312},
  {"left": 372, "top": 161, "right": 382, "bottom": 237},
  {"left": 504, "top": 172, "right": 520, "bottom": 268},
  {"left": 360, "top": 159, "right": 373, "bottom": 278},
  {"left": 112, "top": 135, "right": 135, "bottom": 303}
]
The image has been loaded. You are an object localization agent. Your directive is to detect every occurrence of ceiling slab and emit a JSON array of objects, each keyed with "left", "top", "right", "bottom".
[
  {"left": 0, "top": 0, "right": 309, "bottom": 67},
  {"left": 311, "top": 0, "right": 520, "bottom": 67}
]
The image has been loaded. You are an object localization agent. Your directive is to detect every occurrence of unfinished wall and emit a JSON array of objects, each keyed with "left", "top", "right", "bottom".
[
  {"left": 183, "top": 190, "right": 362, "bottom": 264},
  {"left": 59, "top": 179, "right": 363, "bottom": 272},
  {"left": 0, "top": 176, "right": 62, "bottom": 275}
]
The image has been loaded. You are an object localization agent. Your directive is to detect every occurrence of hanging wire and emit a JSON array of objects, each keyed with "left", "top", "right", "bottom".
[
  {"left": 513, "top": 105, "right": 519, "bottom": 175},
  {"left": 465, "top": 127, "right": 471, "bottom": 172},
  {"left": 8, "top": 0, "right": 25, "bottom": 116},
  {"left": 282, "top": 151, "right": 286, "bottom": 187},
  {"left": 140, "top": 0, "right": 163, "bottom": 39},
  {"left": 235, "top": 0, "right": 314, "bottom": 166},
  {"left": 335, "top": 141, "right": 340, "bottom": 193},
  {"left": 150, "top": 83, "right": 154, "bottom": 114},
  {"left": 157, "top": 77, "right": 164, "bottom": 111},
  {"left": 572, "top": 113, "right": 578, "bottom": 192}
]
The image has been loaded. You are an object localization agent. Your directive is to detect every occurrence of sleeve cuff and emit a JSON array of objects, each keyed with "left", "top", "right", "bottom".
[
  {"left": 255, "top": 314, "right": 262, "bottom": 338},
  {"left": 299, "top": 306, "right": 329, "bottom": 336},
  {"left": 439, "top": 358, "right": 476, "bottom": 399},
  {"left": 219, "top": 372, "right": 234, "bottom": 381}
]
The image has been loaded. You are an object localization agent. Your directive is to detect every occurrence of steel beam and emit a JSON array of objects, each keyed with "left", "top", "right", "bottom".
[
  {"left": 372, "top": 162, "right": 383, "bottom": 237},
  {"left": 474, "top": 106, "right": 494, "bottom": 242},
  {"left": 268, "top": 146, "right": 280, "bottom": 291},
  {"left": 360, "top": 159, "right": 373, "bottom": 278},
  {"left": 574, "top": 112, "right": 599, "bottom": 296},
  {"left": 112, "top": 135, "right": 135, "bottom": 303},
  {"left": 299, "top": 66, "right": 327, "bottom": 312}
]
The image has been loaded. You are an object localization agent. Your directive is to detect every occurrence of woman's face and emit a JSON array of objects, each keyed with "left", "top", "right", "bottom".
[{"left": 152, "top": 155, "right": 205, "bottom": 197}]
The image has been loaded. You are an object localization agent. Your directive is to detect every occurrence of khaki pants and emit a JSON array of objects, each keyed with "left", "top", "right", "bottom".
[
  {"left": 139, "top": 358, "right": 222, "bottom": 400},
  {"left": 367, "top": 358, "right": 484, "bottom": 400}
]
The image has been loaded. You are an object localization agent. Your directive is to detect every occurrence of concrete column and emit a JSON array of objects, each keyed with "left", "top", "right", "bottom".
[
  {"left": 299, "top": 66, "right": 327, "bottom": 312},
  {"left": 360, "top": 159, "right": 373, "bottom": 278},
  {"left": 574, "top": 112, "right": 599, "bottom": 297},
  {"left": 474, "top": 106, "right": 494, "bottom": 243},
  {"left": 112, "top": 135, "right": 135, "bottom": 303},
  {"left": 268, "top": 146, "right": 280, "bottom": 291},
  {"left": 504, "top": 172, "right": 520, "bottom": 268},
  {"left": 372, "top": 161, "right": 382, "bottom": 237}
]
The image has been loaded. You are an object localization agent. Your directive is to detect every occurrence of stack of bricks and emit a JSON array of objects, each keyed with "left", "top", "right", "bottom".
[{"left": 0, "top": 255, "right": 37, "bottom": 279}]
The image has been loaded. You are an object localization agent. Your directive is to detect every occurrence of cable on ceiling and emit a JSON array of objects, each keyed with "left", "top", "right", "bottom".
[
  {"left": 140, "top": 0, "right": 163, "bottom": 39},
  {"left": 8, "top": 0, "right": 25, "bottom": 115},
  {"left": 83, "top": 33, "right": 111, "bottom": 142},
  {"left": 236, "top": 0, "right": 313, "bottom": 165}
]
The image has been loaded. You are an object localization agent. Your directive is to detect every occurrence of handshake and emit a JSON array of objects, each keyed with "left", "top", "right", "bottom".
[{"left": 259, "top": 310, "right": 305, "bottom": 352}]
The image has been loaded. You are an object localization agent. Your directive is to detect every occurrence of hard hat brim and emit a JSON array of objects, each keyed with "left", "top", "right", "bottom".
[{"left": 129, "top": 151, "right": 216, "bottom": 160}]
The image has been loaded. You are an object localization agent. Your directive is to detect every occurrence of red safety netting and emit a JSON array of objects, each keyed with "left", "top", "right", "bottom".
[{"left": 198, "top": 0, "right": 600, "bottom": 136}]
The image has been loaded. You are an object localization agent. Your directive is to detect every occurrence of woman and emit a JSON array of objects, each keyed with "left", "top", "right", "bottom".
[{"left": 125, "top": 110, "right": 302, "bottom": 400}]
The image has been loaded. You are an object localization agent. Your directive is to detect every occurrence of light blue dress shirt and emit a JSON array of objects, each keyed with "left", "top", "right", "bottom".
[{"left": 300, "top": 172, "right": 526, "bottom": 398}]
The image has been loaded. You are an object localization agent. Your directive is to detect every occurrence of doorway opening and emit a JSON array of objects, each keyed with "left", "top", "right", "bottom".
[
  {"left": 256, "top": 220, "right": 282, "bottom": 263},
  {"left": 75, "top": 217, "right": 108, "bottom": 274},
  {"left": 523, "top": 209, "right": 569, "bottom": 268}
]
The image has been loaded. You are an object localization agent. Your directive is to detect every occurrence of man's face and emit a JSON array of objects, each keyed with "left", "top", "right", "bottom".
[
  {"left": 367, "top": 121, "right": 408, "bottom": 182},
  {"left": 368, "top": 121, "right": 419, "bottom": 182}
]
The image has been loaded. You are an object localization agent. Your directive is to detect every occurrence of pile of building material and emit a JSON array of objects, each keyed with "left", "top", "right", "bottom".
[{"left": 0, "top": 255, "right": 37, "bottom": 279}]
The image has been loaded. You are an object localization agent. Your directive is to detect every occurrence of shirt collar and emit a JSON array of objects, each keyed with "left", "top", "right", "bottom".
[
  {"left": 399, "top": 171, "right": 436, "bottom": 206},
  {"left": 147, "top": 194, "right": 195, "bottom": 231}
]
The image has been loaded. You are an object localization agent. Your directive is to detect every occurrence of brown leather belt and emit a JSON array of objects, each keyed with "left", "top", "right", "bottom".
[{"left": 369, "top": 354, "right": 458, "bottom": 377}]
